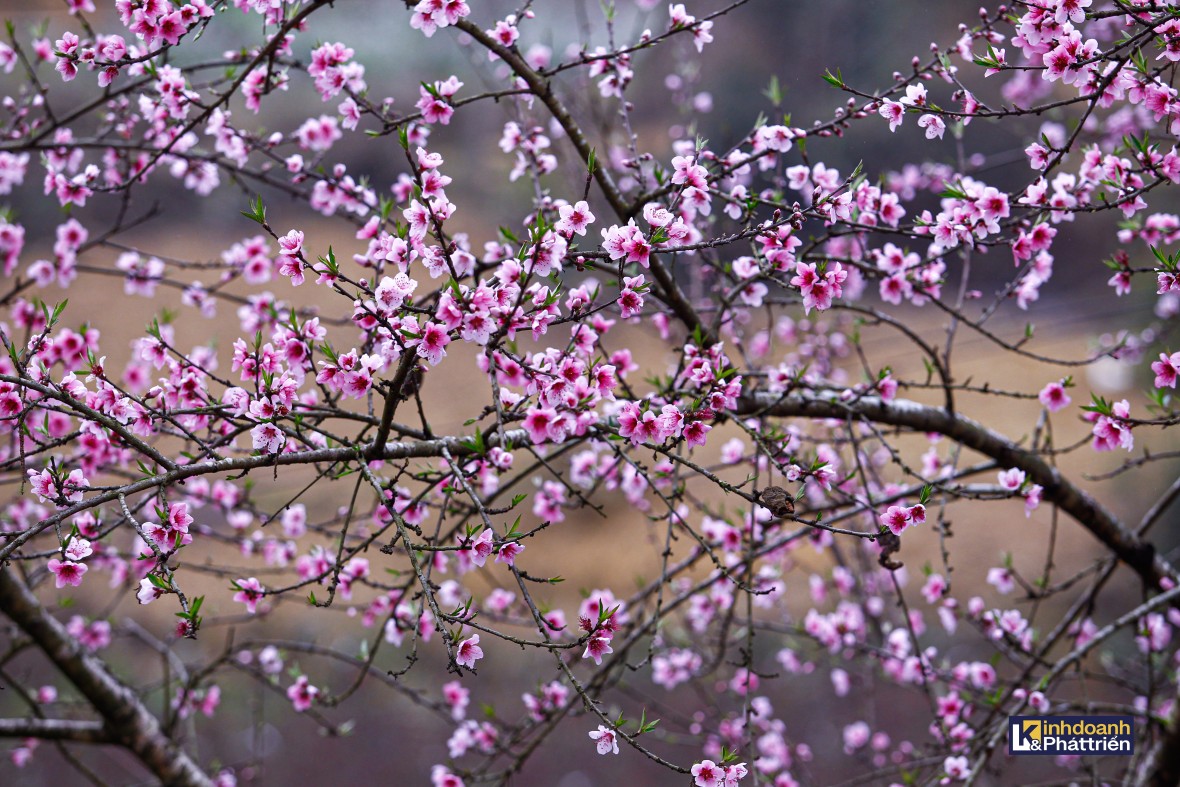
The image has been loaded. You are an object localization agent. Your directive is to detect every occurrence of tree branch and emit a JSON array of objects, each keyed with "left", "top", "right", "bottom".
[
  {"left": 739, "top": 391, "right": 1174, "bottom": 589},
  {"left": 0, "top": 568, "right": 212, "bottom": 786},
  {"left": 0, "top": 717, "right": 111, "bottom": 743}
]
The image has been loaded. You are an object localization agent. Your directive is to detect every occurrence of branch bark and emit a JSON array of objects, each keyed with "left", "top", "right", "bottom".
[
  {"left": 0, "top": 568, "right": 212, "bottom": 786},
  {"left": 0, "top": 717, "right": 111, "bottom": 743},
  {"left": 739, "top": 391, "right": 1174, "bottom": 589}
]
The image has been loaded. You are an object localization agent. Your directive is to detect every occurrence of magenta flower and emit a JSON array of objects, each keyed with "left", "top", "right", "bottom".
[
  {"left": 286, "top": 675, "right": 319, "bottom": 712},
  {"left": 555, "top": 200, "right": 594, "bottom": 237},
  {"left": 47, "top": 558, "right": 87, "bottom": 588},
  {"left": 878, "top": 99, "right": 904, "bottom": 132},
  {"left": 416, "top": 321, "right": 450, "bottom": 366},
  {"left": 1151, "top": 351, "right": 1180, "bottom": 388},
  {"left": 944, "top": 755, "right": 970, "bottom": 781},
  {"left": 495, "top": 541, "right": 524, "bottom": 566},
  {"left": 455, "top": 634, "right": 483, "bottom": 669},
  {"left": 997, "top": 468, "right": 1025, "bottom": 491},
  {"left": 522, "top": 407, "right": 562, "bottom": 446},
  {"left": 465, "top": 528, "right": 494, "bottom": 567},
  {"left": 617, "top": 274, "right": 645, "bottom": 318},
  {"left": 1038, "top": 380, "right": 1071, "bottom": 411},
  {"left": 691, "top": 760, "right": 723, "bottom": 787},
  {"left": 918, "top": 113, "right": 946, "bottom": 140},
  {"left": 878, "top": 505, "right": 911, "bottom": 536},
  {"left": 137, "top": 578, "right": 164, "bottom": 605},
  {"left": 276, "top": 255, "right": 305, "bottom": 286},
  {"left": 987, "top": 567, "right": 1015, "bottom": 594},
  {"left": 277, "top": 229, "right": 303, "bottom": 256},
  {"left": 582, "top": 635, "right": 613, "bottom": 666},
  {"left": 250, "top": 422, "right": 286, "bottom": 454},
  {"left": 63, "top": 537, "right": 92, "bottom": 562},
  {"left": 588, "top": 725, "right": 619, "bottom": 755},
  {"left": 1024, "top": 484, "right": 1043, "bottom": 517},
  {"left": 232, "top": 577, "right": 265, "bottom": 614}
]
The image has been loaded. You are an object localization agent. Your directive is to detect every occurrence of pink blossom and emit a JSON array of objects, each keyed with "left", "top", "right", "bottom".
[
  {"left": 879, "top": 505, "right": 913, "bottom": 536},
  {"left": 63, "top": 537, "right": 92, "bottom": 561},
  {"left": 1152, "top": 351, "right": 1180, "bottom": 388},
  {"left": 1091, "top": 399, "right": 1133, "bottom": 452},
  {"left": 464, "top": 528, "right": 495, "bottom": 567},
  {"left": 250, "top": 422, "right": 286, "bottom": 454},
  {"left": 921, "top": 574, "right": 948, "bottom": 604},
  {"left": 583, "top": 635, "right": 613, "bottom": 665},
  {"left": 277, "top": 229, "right": 303, "bottom": 257},
  {"left": 442, "top": 680, "right": 469, "bottom": 721},
  {"left": 724, "top": 763, "right": 748, "bottom": 786},
  {"left": 232, "top": 577, "right": 265, "bottom": 614},
  {"left": 617, "top": 274, "right": 646, "bottom": 318},
  {"left": 522, "top": 407, "right": 565, "bottom": 446},
  {"left": 47, "top": 557, "right": 87, "bottom": 588},
  {"left": 1024, "top": 484, "right": 1043, "bottom": 517},
  {"left": 1137, "top": 612, "right": 1172, "bottom": 653},
  {"left": 411, "top": 0, "right": 470, "bottom": 37},
  {"left": 944, "top": 755, "right": 970, "bottom": 781},
  {"left": 692, "top": 760, "right": 724, "bottom": 787},
  {"left": 431, "top": 765, "right": 465, "bottom": 787},
  {"left": 986, "top": 567, "right": 1014, "bottom": 594},
  {"left": 997, "top": 468, "right": 1025, "bottom": 491},
  {"left": 1038, "top": 380, "right": 1071, "bottom": 411},
  {"left": 416, "top": 321, "right": 450, "bottom": 366},
  {"left": 495, "top": 541, "right": 524, "bottom": 566},
  {"left": 286, "top": 675, "right": 319, "bottom": 712},
  {"left": 878, "top": 100, "right": 905, "bottom": 132},
  {"left": 455, "top": 634, "right": 484, "bottom": 669},
  {"left": 918, "top": 113, "right": 946, "bottom": 140},
  {"left": 137, "top": 577, "right": 164, "bottom": 605},
  {"left": 276, "top": 254, "right": 305, "bottom": 286},
  {"left": 589, "top": 725, "right": 619, "bottom": 755},
  {"left": 555, "top": 200, "right": 595, "bottom": 236}
]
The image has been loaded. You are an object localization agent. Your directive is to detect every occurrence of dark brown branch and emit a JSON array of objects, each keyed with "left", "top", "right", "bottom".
[
  {"left": 0, "top": 717, "right": 111, "bottom": 743},
  {"left": 0, "top": 568, "right": 212, "bottom": 786},
  {"left": 454, "top": 17, "right": 714, "bottom": 346},
  {"left": 738, "top": 392, "right": 1174, "bottom": 589}
]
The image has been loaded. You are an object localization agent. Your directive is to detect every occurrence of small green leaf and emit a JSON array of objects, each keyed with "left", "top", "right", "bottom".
[
  {"left": 821, "top": 67, "right": 845, "bottom": 88},
  {"left": 241, "top": 195, "right": 267, "bottom": 225}
]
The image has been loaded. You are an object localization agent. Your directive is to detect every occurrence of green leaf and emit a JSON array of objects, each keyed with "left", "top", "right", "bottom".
[
  {"left": 762, "top": 75, "right": 782, "bottom": 106},
  {"left": 1082, "top": 393, "right": 1113, "bottom": 416},
  {"left": 319, "top": 246, "right": 339, "bottom": 274},
  {"left": 821, "top": 67, "right": 845, "bottom": 88},
  {"left": 241, "top": 195, "right": 267, "bottom": 225},
  {"left": 50, "top": 299, "right": 69, "bottom": 325}
]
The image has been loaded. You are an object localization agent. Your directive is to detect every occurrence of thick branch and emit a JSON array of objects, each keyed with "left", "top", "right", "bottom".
[
  {"left": 0, "top": 717, "right": 111, "bottom": 743},
  {"left": 0, "top": 568, "right": 212, "bottom": 786},
  {"left": 739, "top": 391, "right": 1173, "bottom": 589},
  {"left": 366, "top": 354, "right": 419, "bottom": 460}
]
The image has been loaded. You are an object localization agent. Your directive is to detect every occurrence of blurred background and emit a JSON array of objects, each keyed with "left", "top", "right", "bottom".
[{"left": 3, "top": 1, "right": 1179, "bottom": 785}]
